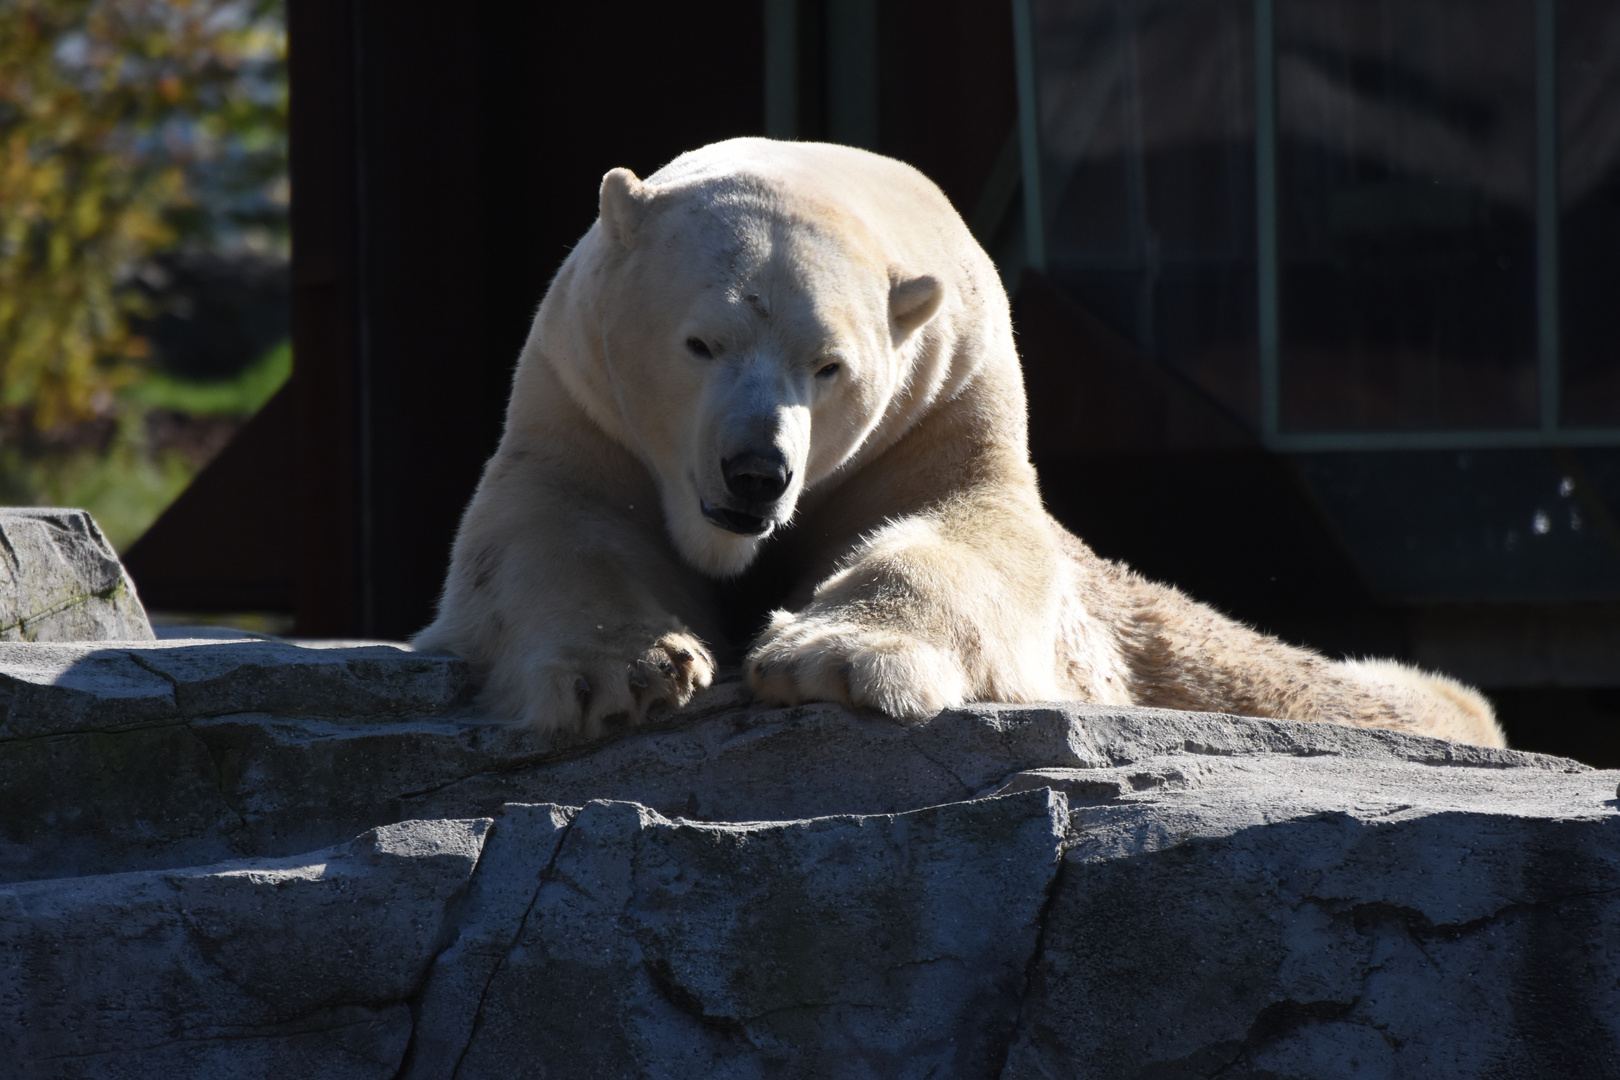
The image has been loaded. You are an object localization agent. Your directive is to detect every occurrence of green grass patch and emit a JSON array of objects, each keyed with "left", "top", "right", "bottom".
[{"left": 123, "top": 339, "right": 291, "bottom": 417}]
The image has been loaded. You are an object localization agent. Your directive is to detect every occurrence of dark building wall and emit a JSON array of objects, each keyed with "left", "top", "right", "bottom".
[
  {"left": 140, "top": 0, "right": 1020, "bottom": 640},
  {"left": 292, "top": 1, "right": 768, "bottom": 637}
]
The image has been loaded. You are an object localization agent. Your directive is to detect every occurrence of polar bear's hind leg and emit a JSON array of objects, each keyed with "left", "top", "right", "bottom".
[{"left": 1339, "top": 658, "right": 1505, "bottom": 748}]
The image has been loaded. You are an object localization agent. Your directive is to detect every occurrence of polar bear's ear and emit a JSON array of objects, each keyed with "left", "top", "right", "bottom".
[
  {"left": 599, "top": 167, "right": 653, "bottom": 249},
  {"left": 889, "top": 271, "right": 944, "bottom": 339}
]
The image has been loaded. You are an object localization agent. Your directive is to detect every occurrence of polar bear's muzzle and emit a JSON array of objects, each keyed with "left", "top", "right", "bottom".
[{"left": 699, "top": 448, "right": 793, "bottom": 536}]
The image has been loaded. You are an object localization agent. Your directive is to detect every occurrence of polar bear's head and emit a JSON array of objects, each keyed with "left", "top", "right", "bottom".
[{"left": 548, "top": 154, "right": 947, "bottom": 578}]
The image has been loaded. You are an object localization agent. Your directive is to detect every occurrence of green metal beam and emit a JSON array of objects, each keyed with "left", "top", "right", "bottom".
[
  {"left": 1011, "top": 0, "right": 1046, "bottom": 272},
  {"left": 764, "top": 0, "right": 799, "bottom": 140},
  {"left": 1536, "top": 0, "right": 1561, "bottom": 434},
  {"left": 1269, "top": 427, "right": 1620, "bottom": 453},
  {"left": 1255, "top": 0, "right": 1280, "bottom": 445}
]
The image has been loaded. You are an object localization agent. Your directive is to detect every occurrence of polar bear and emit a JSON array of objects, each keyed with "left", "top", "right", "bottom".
[{"left": 414, "top": 138, "right": 1504, "bottom": 749}]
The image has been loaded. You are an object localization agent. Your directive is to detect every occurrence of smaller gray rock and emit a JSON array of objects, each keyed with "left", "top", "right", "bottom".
[{"left": 0, "top": 508, "right": 153, "bottom": 642}]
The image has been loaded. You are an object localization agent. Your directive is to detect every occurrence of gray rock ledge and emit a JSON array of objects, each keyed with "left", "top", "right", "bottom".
[{"left": 4, "top": 637, "right": 1618, "bottom": 1078}]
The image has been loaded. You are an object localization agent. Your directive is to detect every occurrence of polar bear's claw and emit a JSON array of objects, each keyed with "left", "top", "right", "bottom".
[
  {"left": 643, "top": 631, "right": 714, "bottom": 704},
  {"left": 518, "top": 630, "right": 714, "bottom": 737}
]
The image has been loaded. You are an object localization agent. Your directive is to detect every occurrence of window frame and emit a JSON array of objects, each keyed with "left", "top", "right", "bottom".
[{"left": 1013, "top": 0, "right": 1620, "bottom": 450}]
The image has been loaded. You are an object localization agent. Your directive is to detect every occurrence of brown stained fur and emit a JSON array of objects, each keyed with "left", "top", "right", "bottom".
[
  {"left": 1057, "top": 530, "right": 1505, "bottom": 746},
  {"left": 469, "top": 544, "right": 501, "bottom": 593}
]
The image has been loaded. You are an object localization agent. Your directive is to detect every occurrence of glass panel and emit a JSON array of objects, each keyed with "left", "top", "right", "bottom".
[
  {"left": 1032, "top": 0, "right": 1258, "bottom": 426},
  {"left": 1276, "top": 0, "right": 1538, "bottom": 433},
  {"left": 1559, "top": 0, "right": 1620, "bottom": 427}
]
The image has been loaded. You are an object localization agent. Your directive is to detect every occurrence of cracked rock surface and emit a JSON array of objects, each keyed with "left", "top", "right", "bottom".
[
  {"left": 3, "top": 817, "right": 488, "bottom": 1079},
  {"left": 5, "top": 636, "right": 1620, "bottom": 1077},
  {"left": 0, "top": 509, "right": 153, "bottom": 643}
]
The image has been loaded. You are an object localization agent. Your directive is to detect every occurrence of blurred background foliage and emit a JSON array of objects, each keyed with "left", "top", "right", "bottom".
[{"left": 0, "top": 0, "right": 287, "bottom": 550}]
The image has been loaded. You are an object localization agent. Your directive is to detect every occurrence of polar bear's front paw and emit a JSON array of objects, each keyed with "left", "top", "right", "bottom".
[
  {"left": 508, "top": 630, "right": 715, "bottom": 737},
  {"left": 746, "top": 610, "right": 968, "bottom": 720}
]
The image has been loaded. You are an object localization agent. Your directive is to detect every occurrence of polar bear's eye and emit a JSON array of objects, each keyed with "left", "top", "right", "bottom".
[
  {"left": 685, "top": 337, "right": 713, "bottom": 359},
  {"left": 816, "top": 362, "right": 841, "bottom": 379}
]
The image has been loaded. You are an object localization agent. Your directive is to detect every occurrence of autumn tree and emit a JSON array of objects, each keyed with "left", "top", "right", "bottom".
[{"left": 0, "top": 0, "right": 285, "bottom": 434}]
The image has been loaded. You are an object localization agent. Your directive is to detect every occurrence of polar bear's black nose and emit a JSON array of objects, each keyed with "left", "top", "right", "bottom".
[{"left": 722, "top": 450, "right": 791, "bottom": 503}]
